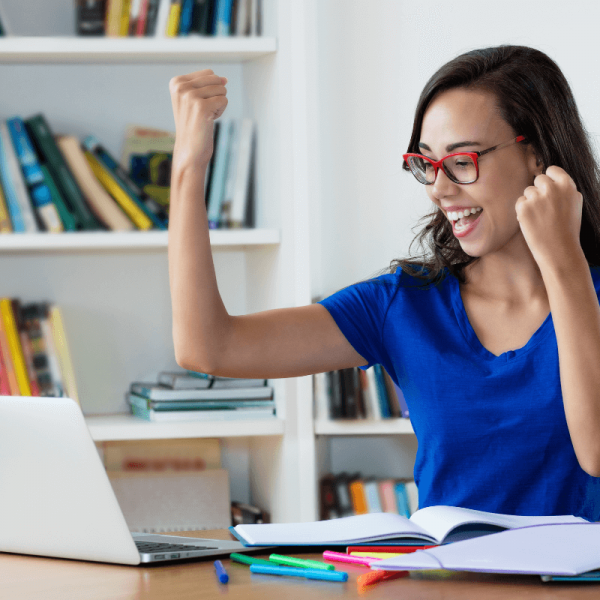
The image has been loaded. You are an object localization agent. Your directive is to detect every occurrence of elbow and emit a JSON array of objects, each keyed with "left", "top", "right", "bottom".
[{"left": 173, "top": 343, "right": 220, "bottom": 376}]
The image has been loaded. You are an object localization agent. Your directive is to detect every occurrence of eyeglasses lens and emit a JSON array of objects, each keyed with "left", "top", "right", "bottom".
[{"left": 408, "top": 154, "right": 477, "bottom": 184}]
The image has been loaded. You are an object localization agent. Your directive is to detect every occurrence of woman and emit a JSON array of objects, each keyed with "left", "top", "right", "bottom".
[{"left": 168, "top": 45, "right": 600, "bottom": 520}]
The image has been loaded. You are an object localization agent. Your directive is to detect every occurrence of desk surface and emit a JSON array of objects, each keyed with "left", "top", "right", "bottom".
[{"left": 2, "top": 529, "right": 599, "bottom": 600}]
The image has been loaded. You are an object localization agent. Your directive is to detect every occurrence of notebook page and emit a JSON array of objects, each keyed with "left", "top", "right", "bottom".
[
  {"left": 410, "top": 505, "right": 587, "bottom": 544},
  {"left": 372, "top": 522, "right": 600, "bottom": 575},
  {"left": 234, "top": 512, "right": 436, "bottom": 545}
]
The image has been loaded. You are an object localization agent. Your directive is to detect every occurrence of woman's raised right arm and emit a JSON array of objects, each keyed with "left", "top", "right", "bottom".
[{"left": 168, "top": 69, "right": 367, "bottom": 379}]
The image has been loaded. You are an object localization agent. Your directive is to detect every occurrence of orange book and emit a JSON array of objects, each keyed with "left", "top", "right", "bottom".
[
  {"left": 349, "top": 480, "right": 368, "bottom": 515},
  {"left": 0, "top": 298, "right": 31, "bottom": 395}
]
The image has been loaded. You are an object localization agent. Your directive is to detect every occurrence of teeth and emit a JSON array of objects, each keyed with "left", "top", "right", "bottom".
[{"left": 448, "top": 207, "right": 482, "bottom": 222}]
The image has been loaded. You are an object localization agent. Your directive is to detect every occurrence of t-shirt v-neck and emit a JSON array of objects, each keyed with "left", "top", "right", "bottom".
[{"left": 449, "top": 274, "right": 554, "bottom": 362}]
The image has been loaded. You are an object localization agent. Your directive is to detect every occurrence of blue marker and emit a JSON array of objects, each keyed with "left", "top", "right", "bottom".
[
  {"left": 250, "top": 564, "right": 348, "bottom": 582},
  {"left": 214, "top": 559, "right": 229, "bottom": 584}
]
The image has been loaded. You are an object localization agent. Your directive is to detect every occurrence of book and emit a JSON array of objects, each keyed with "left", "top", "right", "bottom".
[
  {"left": 349, "top": 480, "right": 368, "bottom": 515},
  {"left": 364, "top": 480, "right": 383, "bottom": 513},
  {"left": 394, "top": 481, "right": 411, "bottom": 518},
  {"left": 130, "top": 402, "right": 275, "bottom": 422},
  {"left": 13, "top": 300, "right": 41, "bottom": 396},
  {"left": 24, "top": 114, "right": 100, "bottom": 230},
  {"left": 83, "top": 135, "right": 167, "bottom": 229},
  {"left": 7, "top": 116, "right": 62, "bottom": 233},
  {"left": 84, "top": 150, "right": 153, "bottom": 229},
  {"left": 76, "top": 0, "right": 107, "bottom": 35},
  {"left": 101, "top": 437, "right": 221, "bottom": 472},
  {"left": 206, "top": 119, "right": 232, "bottom": 228},
  {"left": 39, "top": 165, "right": 77, "bottom": 232},
  {"left": 372, "top": 523, "right": 600, "bottom": 576},
  {"left": 177, "top": 0, "right": 194, "bottom": 35},
  {"left": 128, "top": 0, "right": 143, "bottom": 34},
  {"left": 0, "top": 298, "right": 31, "bottom": 396},
  {"left": 130, "top": 381, "right": 273, "bottom": 401},
  {"left": 228, "top": 118, "right": 254, "bottom": 227},
  {"left": 166, "top": 0, "right": 182, "bottom": 36},
  {"left": 373, "top": 364, "right": 391, "bottom": 418},
  {"left": 135, "top": 0, "right": 151, "bottom": 34},
  {"left": 127, "top": 392, "right": 275, "bottom": 411},
  {"left": 378, "top": 479, "right": 399, "bottom": 514},
  {"left": 214, "top": 0, "right": 233, "bottom": 36},
  {"left": 120, "top": 0, "right": 132, "bottom": 35},
  {"left": 21, "top": 303, "right": 56, "bottom": 396},
  {"left": 189, "top": 0, "right": 214, "bottom": 35},
  {"left": 0, "top": 175, "right": 13, "bottom": 232},
  {"left": 158, "top": 370, "right": 267, "bottom": 389},
  {"left": 231, "top": 507, "right": 588, "bottom": 547},
  {"left": 48, "top": 305, "right": 80, "bottom": 406},
  {"left": 38, "top": 303, "right": 65, "bottom": 397},
  {"left": 0, "top": 306, "right": 19, "bottom": 395},
  {"left": 233, "top": 0, "right": 249, "bottom": 35},
  {"left": 105, "top": 0, "right": 124, "bottom": 36},
  {"left": 153, "top": 0, "right": 172, "bottom": 37},
  {"left": 0, "top": 120, "right": 38, "bottom": 232},
  {"left": 56, "top": 136, "right": 134, "bottom": 231}
]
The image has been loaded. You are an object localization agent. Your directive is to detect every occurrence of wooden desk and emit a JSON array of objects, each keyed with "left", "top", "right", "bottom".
[{"left": 1, "top": 529, "right": 599, "bottom": 600}]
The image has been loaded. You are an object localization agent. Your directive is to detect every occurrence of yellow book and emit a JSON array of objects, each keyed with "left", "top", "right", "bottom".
[
  {"left": 0, "top": 298, "right": 31, "bottom": 396},
  {"left": 0, "top": 180, "right": 12, "bottom": 232},
  {"left": 48, "top": 305, "right": 80, "bottom": 406},
  {"left": 166, "top": 0, "right": 182, "bottom": 37},
  {"left": 105, "top": 0, "right": 124, "bottom": 37},
  {"left": 119, "top": 0, "right": 132, "bottom": 36},
  {"left": 84, "top": 151, "right": 153, "bottom": 230},
  {"left": 350, "top": 552, "right": 404, "bottom": 559}
]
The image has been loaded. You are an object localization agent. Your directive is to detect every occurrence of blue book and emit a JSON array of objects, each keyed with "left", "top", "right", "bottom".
[
  {"left": 207, "top": 119, "right": 232, "bottom": 228},
  {"left": 373, "top": 364, "right": 391, "bottom": 418},
  {"left": 178, "top": 0, "right": 194, "bottom": 35},
  {"left": 0, "top": 122, "right": 25, "bottom": 231},
  {"left": 214, "top": 0, "right": 233, "bottom": 36},
  {"left": 364, "top": 480, "right": 382, "bottom": 513},
  {"left": 394, "top": 482, "right": 411, "bottom": 518}
]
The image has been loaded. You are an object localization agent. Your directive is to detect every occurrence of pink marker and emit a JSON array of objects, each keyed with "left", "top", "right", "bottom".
[{"left": 323, "top": 550, "right": 376, "bottom": 566}]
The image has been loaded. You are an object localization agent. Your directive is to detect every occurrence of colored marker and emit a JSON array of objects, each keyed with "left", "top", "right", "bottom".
[
  {"left": 269, "top": 553, "right": 335, "bottom": 571},
  {"left": 214, "top": 559, "right": 229, "bottom": 584},
  {"left": 323, "top": 550, "right": 374, "bottom": 566},
  {"left": 230, "top": 553, "right": 273, "bottom": 567},
  {"left": 357, "top": 569, "right": 409, "bottom": 587},
  {"left": 350, "top": 552, "right": 404, "bottom": 559},
  {"left": 250, "top": 564, "right": 348, "bottom": 582}
]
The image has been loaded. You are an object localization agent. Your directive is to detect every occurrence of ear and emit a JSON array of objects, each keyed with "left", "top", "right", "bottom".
[{"left": 525, "top": 143, "right": 544, "bottom": 177}]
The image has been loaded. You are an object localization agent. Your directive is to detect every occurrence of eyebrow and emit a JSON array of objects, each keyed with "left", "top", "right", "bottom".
[{"left": 419, "top": 141, "right": 482, "bottom": 153}]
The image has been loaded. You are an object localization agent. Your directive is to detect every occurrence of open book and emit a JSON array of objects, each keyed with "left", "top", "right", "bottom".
[{"left": 231, "top": 506, "right": 587, "bottom": 547}]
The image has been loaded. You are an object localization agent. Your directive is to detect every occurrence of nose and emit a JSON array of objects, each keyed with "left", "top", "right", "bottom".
[{"left": 431, "top": 164, "right": 458, "bottom": 198}]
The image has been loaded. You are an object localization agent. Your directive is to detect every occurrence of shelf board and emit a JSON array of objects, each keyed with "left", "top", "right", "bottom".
[
  {"left": 86, "top": 413, "right": 285, "bottom": 441},
  {"left": 0, "top": 228, "right": 280, "bottom": 252},
  {"left": 314, "top": 418, "right": 414, "bottom": 436},
  {"left": 0, "top": 36, "right": 277, "bottom": 64}
]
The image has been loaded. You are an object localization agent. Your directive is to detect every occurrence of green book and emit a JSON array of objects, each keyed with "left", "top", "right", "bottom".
[
  {"left": 39, "top": 165, "right": 77, "bottom": 232},
  {"left": 24, "top": 114, "right": 100, "bottom": 230}
]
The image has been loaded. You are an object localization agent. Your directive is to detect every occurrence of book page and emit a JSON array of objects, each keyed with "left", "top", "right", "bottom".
[
  {"left": 410, "top": 505, "right": 587, "bottom": 544},
  {"left": 234, "top": 512, "right": 437, "bottom": 545}
]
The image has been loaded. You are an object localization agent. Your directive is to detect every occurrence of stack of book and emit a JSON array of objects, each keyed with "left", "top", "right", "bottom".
[
  {"left": 313, "top": 364, "right": 410, "bottom": 421},
  {"left": 0, "top": 115, "right": 255, "bottom": 234},
  {"left": 127, "top": 370, "right": 275, "bottom": 422},
  {"left": 0, "top": 298, "right": 79, "bottom": 403},
  {"left": 77, "top": 0, "right": 262, "bottom": 38},
  {"left": 319, "top": 473, "right": 418, "bottom": 521}
]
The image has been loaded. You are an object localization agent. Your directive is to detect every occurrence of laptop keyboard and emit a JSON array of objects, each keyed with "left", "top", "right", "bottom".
[{"left": 135, "top": 541, "right": 218, "bottom": 554}]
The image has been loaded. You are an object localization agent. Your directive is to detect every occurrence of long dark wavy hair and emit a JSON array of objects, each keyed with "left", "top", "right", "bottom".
[{"left": 390, "top": 45, "right": 600, "bottom": 287}]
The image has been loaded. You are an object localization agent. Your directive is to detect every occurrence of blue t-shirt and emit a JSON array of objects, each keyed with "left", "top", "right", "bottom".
[{"left": 318, "top": 266, "right": 600, "bottom": 521}]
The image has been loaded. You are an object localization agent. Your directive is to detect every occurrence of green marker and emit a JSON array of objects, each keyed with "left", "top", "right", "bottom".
[
  {"left": 230, "top": 553, "right": 273, "bottom": 567},
  {"left": 269, "top": 553, "right": 335, "bottom": 571}
]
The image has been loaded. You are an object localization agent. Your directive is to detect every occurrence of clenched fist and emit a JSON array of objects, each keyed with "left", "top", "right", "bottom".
[{"left": 169, "top": 69, "right": 228, "bottom": 171}]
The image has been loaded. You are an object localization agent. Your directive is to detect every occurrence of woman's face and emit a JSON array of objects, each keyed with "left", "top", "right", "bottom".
[{"left": 419, "top": 87, "right": 541, "bottom": 258}]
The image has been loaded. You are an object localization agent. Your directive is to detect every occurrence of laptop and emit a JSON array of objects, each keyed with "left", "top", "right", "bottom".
[{"left": 0, "top": 395, "right": 255, "bottom": 565}]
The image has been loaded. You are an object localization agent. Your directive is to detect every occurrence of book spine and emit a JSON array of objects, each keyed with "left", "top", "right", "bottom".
[
  {"left": 166, "top": 0, "right": 182, "bottom": 36},
  {"left": 364, "top": 366, "right": 382, "bottom": 420},
  {"left": 22, "top": 303, "right": 56, "bottom": 396},
  {"left": 76, "top": 0, "right": 107, "bottom": 36},
  {"left": 349, "top": 479, "right": 368, "bottom": 515},
  {"left": 84, "top": 151, "right": 153, "bottom": 229},
  {"left": 0, "top": 298, "right": 32, "bottom": 395},
  {"left": 220, "top": 120, "right": 239, "bottom": 226},
  {"left": 214, "top": 0, "right": 233, "bottom": 35},
  {"left": 105, "top": 0, "right": 124, "bottom": 36},
  {"left": 394, "top": 381, "right": 409, "bottom": 418},
  {"left": 24, "top": 115, "right": 100, "bottom": 230},
  {"left": 0, "top": 307, "right": 19, "bottom": 395},
  {"left": 128, "top": 0, "right": 143, "bottom": 35},
  {"left": 394, "top": 481, "right": 410, "bottom": 518},
  {"left": 373, "top": 364, "right": 391, "bottom": 418},
  {"left": 178, "top": 0, "right": 194, "bottom": 34},
  {"left": 230, "top": 118, "right": 254, "bottom": 226},
  {"left": 206, "top": 120, "right": 232, "bottom": 227},
  {"left": 39, "top": 165, "right": 77, "bottom": 232},
  {"left": 378, "top": 480, "right": 399, "bottom": 514},
  {"left": 234, "top": 0, "right": 249, "bottom": 35},
  {"left": 153, "top": 0, "right": 172, "bottom": 37},
  {"left": 83, "top": 136, "right": 167, "bottom": 229},
  {"left": 0, "top": 121, "right": 38, "bottom": 232},
  {"left": 38, "top": 304, "right": 65, "bottom": 397},
  {"left": 0, "top": 339, "right": 12, "bottom": 394},
  {"left": 18, "top": 330, "right": 40, "bottom": 396},
  {"left": 363, "top": 480, "right": 382, "bottom": 513},
  {"left": 190, "top": 0, "right": 212, "bottom": 35},
  {"left": 119, "top": 0, "right": 132, "bottom": 35},
  {"left": 144, "top": 0, "right": 161, "bottom": 34},
  {"left": 49, "top": 305, "right": 80, "bottom": 405},
  {"left": 0, "top": 177, "right": 13, "bottom": 232},
  {"left": 135, "top": 0, "right": 151, "bottom": 34}
]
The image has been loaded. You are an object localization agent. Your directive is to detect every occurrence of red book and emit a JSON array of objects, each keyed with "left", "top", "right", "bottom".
[
  {"left": 346, "top": 544, "right": 439, "bottom": 554},
  {"left": 136, "top": 0, "right": 150, "bottom": 35}
]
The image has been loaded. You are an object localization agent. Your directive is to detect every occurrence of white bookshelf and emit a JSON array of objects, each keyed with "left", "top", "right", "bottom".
[
  {"left": 314, "top": 418, "right": 414, "bottom": 436},
  {"left": 0, "top": 0, "right": 317, "bottom": 523}
]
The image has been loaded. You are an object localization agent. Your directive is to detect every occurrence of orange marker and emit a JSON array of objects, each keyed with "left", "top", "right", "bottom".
[{"left": 357, "top": 569, "right": 409, "bottom": 588}]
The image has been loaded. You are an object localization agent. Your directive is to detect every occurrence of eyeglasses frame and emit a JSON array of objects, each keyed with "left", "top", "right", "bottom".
[{"left": 403, "top": 135, "right": 526, "bottom": 185}]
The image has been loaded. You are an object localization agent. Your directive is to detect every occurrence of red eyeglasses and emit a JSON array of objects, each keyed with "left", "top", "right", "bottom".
[{"left": 403, "top": 135, "right": 526, "bottom": 185}]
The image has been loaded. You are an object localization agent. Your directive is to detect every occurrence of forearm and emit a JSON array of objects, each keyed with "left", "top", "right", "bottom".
[
  {"left": 541, "top": 250, "right": 600, "bottom": 476},
  {"left": 168, "top": 162, "right": 231, "bottom": 372}
]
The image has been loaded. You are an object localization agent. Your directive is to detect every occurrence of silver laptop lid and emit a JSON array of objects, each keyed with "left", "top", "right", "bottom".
[{"left": 0, "top": 396, "right": 141, "bottom": 564}]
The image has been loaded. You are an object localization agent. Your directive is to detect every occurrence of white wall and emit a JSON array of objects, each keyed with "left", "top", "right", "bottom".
[{"left": 311, "top": 0, "right": 600, "bottom": 299}]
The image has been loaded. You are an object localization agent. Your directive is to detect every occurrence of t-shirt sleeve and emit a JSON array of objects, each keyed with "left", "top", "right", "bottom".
[{"left": 317, "top": 275, "right": 399, "bottom": 371}]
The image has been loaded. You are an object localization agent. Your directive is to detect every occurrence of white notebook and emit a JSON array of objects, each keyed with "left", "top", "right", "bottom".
[
  {"left": 371, "top": 522, "right": 600, "bottom": 576},
  {"left": 232, "top": 506, "right": 586, "bottom": 546}
]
